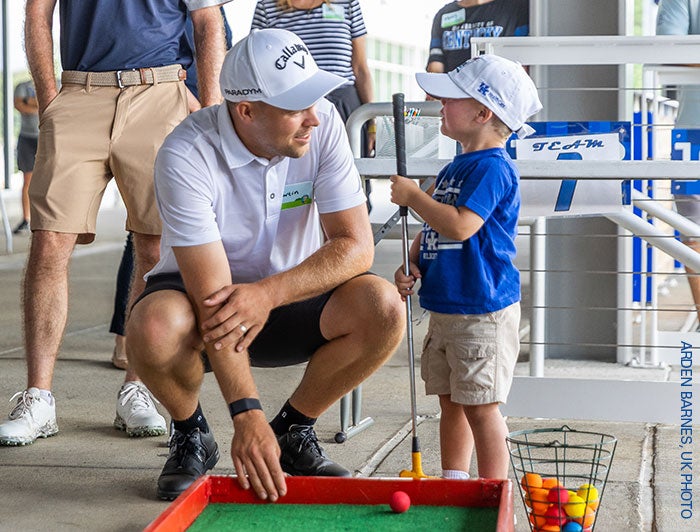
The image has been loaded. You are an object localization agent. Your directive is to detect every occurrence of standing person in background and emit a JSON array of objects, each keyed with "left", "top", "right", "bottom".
[
  {"left": 656, "top": 0, "right": 700, "bottom": 329},
  {"left": 12, "top": 80, "right": 39, "bottom": 234},
  {"left": 110, "top": 233, "right": 134, "bottom": 369},
  {"left": 427, "top": 0, "right": 529, "bottom": 74},
  {"left": 0, "top": 0, "right": 229, "bottom": 447},
  {"left": 251, "top": 0, "right": 375, "bottom": 210},
  {"left": 110, "top": 7, "right": 234, "bottom": 371}
]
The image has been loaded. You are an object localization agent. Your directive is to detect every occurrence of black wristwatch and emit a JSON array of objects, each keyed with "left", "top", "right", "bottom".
[{"left": 228, "top": 398, "right": 263, "bottom": 418}]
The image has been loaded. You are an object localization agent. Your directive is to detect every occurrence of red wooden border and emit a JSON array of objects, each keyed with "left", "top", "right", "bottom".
[{"left": 145, "top": 476, "right": 514, "bottom": 532}]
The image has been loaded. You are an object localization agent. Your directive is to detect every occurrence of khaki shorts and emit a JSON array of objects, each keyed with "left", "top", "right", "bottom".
[
  {"left": 421, "top": 302, "right": 521, "bottom": 405},
  {"left": 30, "top": 81, "right": 188, "bottom": 244}
]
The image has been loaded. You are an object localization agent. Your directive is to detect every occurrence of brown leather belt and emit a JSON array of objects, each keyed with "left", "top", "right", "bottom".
[{"left": 61, "top": 64, "right": 186, "bottom": 88}]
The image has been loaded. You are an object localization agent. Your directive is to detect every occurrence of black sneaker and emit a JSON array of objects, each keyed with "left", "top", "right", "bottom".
[
  {"left": 277, "top": 424, "right": 351, "bottom": 477},
  {"left": 157, "top": 427, "right": 219, "bottom": 500},
  {"left": 12, "top": 220, "right": 29, "bottom": 234}
]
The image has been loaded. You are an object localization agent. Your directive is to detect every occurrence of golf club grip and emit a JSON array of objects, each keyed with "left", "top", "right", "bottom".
[{"left": 392, "top": 93, "right": 408, "bottom": 217}]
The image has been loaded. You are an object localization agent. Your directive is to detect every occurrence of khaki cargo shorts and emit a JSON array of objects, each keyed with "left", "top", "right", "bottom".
[
  {"left": 421, "top": 302, "right": 521, "bottom": 405},
  {"left": 29, "top": 79, "right": 188, "bottom": 244}
]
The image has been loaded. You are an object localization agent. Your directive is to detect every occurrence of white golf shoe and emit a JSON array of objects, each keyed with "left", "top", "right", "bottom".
[
  {"left": 114, "top": 381, "right": 166, "bottom": 437},
  {"left": 0, "top": 388, "right": 58, "bottom": 446}
]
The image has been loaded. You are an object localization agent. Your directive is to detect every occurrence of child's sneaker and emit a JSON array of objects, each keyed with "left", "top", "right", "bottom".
[{"left": 0, "top": 388, "right": 58, "bottom": 446}]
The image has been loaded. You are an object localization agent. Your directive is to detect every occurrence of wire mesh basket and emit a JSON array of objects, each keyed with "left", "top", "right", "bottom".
[{"left": 507, "top": 425, "right": 617, "bottom": 532}]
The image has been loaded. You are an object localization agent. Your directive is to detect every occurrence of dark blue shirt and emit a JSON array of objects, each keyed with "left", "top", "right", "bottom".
[
  {"left": 428, "top": 0, "right": 529, "bottom": 72},
  {"left": 59, "top": 0, "right": 220, "bottom": 72}
]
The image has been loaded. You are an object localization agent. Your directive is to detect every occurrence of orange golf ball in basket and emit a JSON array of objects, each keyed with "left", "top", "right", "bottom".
[
  {"left": 536, "top": 525, "right": 561, "bottom": 532},
  {"left": 529, "top": 511, "right": 548, "bottom": 529},
  {"left": 542, "top": 477, "right": 561, "bottom": 490},
  {"left": 521, "top": 472, "right": 543, "bottom": 492}
]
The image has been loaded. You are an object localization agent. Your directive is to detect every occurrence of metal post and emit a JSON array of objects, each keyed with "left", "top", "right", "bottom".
[
  {"left": 1, "top": 0, "right": 14, "bottom": 253},
  {"left": 530, "top": 218, "right": 546, "bottom": 377}
]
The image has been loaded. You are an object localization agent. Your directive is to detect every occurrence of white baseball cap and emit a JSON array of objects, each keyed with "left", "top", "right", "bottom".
[
  {"left": 220, "top": 28, "right": 348, "bottom": 111},
  {"left": 415, "top": 54, "right": 543, "bottom": 138}
]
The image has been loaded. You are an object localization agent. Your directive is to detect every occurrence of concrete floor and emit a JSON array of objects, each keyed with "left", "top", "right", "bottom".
[{"left": 0, "top": 188, "right": 698, "bottom": 531}]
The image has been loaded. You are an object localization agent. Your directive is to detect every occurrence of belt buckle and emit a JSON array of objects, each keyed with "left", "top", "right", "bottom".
[{"left": 115, "top": 69, "right": 136, "bottom": 89}]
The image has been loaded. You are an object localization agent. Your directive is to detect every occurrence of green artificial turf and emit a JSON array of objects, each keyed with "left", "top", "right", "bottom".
[{"left": 187, "top": 503, "right": 498, "bottom": 531}]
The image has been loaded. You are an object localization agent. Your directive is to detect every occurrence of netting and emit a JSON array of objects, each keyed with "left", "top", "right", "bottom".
[{"left": 374, "top": 113, "right": 457, "bottom": 160}]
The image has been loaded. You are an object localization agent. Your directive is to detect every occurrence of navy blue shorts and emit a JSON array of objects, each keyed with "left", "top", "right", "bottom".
[{"left": 134, "top": 272, "right": 332, "bottom": 367}]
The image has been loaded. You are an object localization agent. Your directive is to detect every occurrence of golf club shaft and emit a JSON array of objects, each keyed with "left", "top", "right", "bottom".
[
  {"left": 393, "top": 92, "right": 419, "bottom": 440},
  {"left": 402, "top": 216, "right": 418, "bottom": 437}
]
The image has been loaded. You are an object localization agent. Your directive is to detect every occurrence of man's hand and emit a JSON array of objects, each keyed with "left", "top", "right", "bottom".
[
  {"left": 394, "top": 262, "right": 421, "bottom": 302},
  {"left": 201, "top": 282, "right": 275, "bottom": 352},
  {"left": 37, "top": 91, "right": 59, "bottom": 116},
  {"left": 390, "top": 174, "right": 421, "bottom": 208},
  {"left": 231, "top": 410, "right": 287, "bottom": 501}
]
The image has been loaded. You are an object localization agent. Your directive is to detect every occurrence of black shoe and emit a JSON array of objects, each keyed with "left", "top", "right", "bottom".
[
  {"left": 157, "top": 427, "right": 219, "bottom": 500},
  {"left": 12, "top": 220, "right": 29, "bottom": 234},
  {"left": 277, "top": 424, "right": 350, "bottom": 477}
]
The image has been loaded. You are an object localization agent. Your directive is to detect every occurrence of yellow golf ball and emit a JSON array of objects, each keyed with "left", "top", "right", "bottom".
[
  {"left": 577, "top": 483, "right": 599, "bottom": 510},
  {"left": 564, "top": 493, "right": 587, "bottom": 518}
]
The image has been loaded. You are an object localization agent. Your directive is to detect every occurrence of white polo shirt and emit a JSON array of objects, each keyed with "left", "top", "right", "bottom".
[{"left": 148, "top": 97, "right": 366, "bottom": 283}]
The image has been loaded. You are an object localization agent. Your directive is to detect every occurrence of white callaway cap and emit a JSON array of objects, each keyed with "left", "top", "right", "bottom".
[
  {"left": 415, "top": 54, "right": 543, "bottom": 138},
  {"left": 220, "top": 28, "right": 348, "bottom": 111}
]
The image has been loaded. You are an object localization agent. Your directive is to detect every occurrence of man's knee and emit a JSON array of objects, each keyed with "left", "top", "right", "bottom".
[
  {"left": 371, "top": 278, "right": 405, "bottom": 331},
  {"left": 28, "top": 230, "right": 77, "bottom": 266},
  {"left": 349, "top": 276, "right": 405, "bottom": 340},
  {"left": 321, "top": 275, "right": 405, "bottom": 353},
  {"left": 127, "top": 294, "right": 198, "bottom": 367}
]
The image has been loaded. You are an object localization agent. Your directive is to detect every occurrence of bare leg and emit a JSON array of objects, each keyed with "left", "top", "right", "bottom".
[
  {"left": 24, "top": 230, "right": 78, "bottom": 390},
  {"left": 463, "top": 403, "right": 510, "bottom": 479},
  {"left": 126, "top": 290, "right": 204, "bottom": 419},
  {"left": 438, "top": 394, "right": 474, "bottom": 473},
  {"left": 123, "top": 232, "right": 160, "bottom": 383},
  {"left": 21, "top": 171, "right": 32, "bottom": 222},
  {"left": 114, "top": 334, "right": 126, "bottom": 357},
  {"left": 288, "top": 275, "right": 404, "bottom": 416}
]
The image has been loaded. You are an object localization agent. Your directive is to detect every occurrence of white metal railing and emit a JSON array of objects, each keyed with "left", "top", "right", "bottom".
[{"left": 470, "top": 35, "right": 700, "bottom": 65}]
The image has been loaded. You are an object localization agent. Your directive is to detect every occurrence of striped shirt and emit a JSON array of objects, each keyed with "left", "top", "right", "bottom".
[{"left": 251, "top": 0, "right": 367, "bottom": 82}]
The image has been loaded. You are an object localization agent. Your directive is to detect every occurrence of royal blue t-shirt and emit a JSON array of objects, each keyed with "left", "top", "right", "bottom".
[
  {"left": 418, "top": 147, "right": 521, "bottom": 315},
  {"left": 59, "top": 0, "right": 222, "bottom": 72}
]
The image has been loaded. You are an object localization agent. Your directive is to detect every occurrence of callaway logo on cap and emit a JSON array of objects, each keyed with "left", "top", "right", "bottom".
[{"left": 220, "top": 28, "right": 348, "bottom": 111}]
